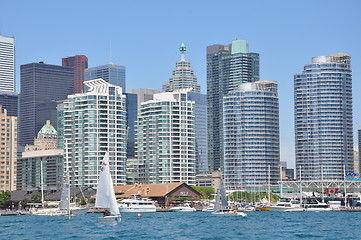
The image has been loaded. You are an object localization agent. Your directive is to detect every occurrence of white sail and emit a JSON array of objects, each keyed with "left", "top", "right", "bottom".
[
  {"left": 95, "top": 152, "right": 120, "bottom": 216},
  {"left": 59, "top": 177, "right": 70, "bottom": 210}
]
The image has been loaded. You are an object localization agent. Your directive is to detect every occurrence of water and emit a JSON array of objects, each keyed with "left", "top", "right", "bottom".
[{"left": 1, "top": 211, "right": 360, "bottom": 239}]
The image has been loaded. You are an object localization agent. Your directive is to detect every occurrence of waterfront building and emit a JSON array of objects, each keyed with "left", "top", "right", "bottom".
[
  {"left": 354, "top": 146, "right": 359, "bottom": 174},
  {"left": 0, "top": 91, "right": 18, "bottom": 117},
  {"left": 62, "top": 79, "right": 127, "bottom": 188},
  {"left": 162, "top": 44, "right": 200, "bottom": 93},
  {"left": 223, "top": 81, "right": 280, "bottom": 189},
  {"left": 17, "top": 121, "right": 63, "bottom": 190},
  {"left": 62, "top": 55, "right": 88, "bottom": 94},
  {"left": 0, "top": 105, "right": 17, "bottom": 191},
  {"left": 128, "top": 88, "right": 162, "bottom": 111},
  {"left": 19, "top": 62, "right": 73, "bottom": 146},
  {"left": 0, "top": 35, "right": 15, "bottom": 92},
  {"left": 126, "top": 157, "right": 147, "bottom": 185},
  {"left": 136, "top": 89, "right": 196, "bottom": 185},
  {"left": 126, "top": 93, "right": 138, "bottom": 158},
  {"left": 85, "top": 64, "right": 126, "bottom": 91},
  {"left": 294, "top": 53, "right": 354, "bottom": 181},
  {"left": 207, "top": 39, "right": 259, "bottom": 172}
]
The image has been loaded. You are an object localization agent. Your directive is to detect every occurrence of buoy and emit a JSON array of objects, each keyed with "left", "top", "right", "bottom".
[{"left": 137, "top": 214, "right": 142, "bottom": 217}]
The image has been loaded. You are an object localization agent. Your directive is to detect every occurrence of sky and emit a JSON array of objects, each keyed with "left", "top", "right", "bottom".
[{"left": 1, "top": 0, "right": 360, "bottom": 169}]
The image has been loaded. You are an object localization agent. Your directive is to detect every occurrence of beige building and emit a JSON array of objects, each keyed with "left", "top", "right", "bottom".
[
  {"left": 0, "top": 105, "right": 17, "bottom": 191},
  {"left": 25, "top": 120, "right": 58, "bottom": 151}
]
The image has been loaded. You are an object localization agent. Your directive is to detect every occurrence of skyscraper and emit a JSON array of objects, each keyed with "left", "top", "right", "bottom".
[
  {"left": 0, "top": 35, "right": 15, "bottom": 92},
  {"left": 162, "top": 44, "right": 200, "bottom": 93},
  {"left": 207, "top": 39, "right": 259, "bottom": 172},
  {"left": 62, "top": 79, "right": 127, "bottom": 188},
  {"left": 85, "top": 64, "right": 126, "bottom": 90},
  {"left": 223, "top": 81, "right": 280, "bottom": 189},
  {"left": 294, "top": 53, "right": 353, "bottom": 181},
  {"left": 128, "top": 88, "right": 162, "bottom": 111},
  {"left": 136, "top": 90, "right": 196, "bottom": 185},
  {"left": 62, "top": 55, "right": 88, "bottom": 94},
  {"left": 0, "top": 91, "right": 18, "bottom": 117},
  {"left": 19, "top": 62, "right": 74, "bottom": 146}
]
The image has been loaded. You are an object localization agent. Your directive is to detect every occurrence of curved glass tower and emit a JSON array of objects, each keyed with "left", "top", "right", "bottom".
[
  {"left": 294, "top": 53, "right": 353, "bottom": 181},
  {"left": 223, "top": 81, "right": 280, "bottom": 189}
]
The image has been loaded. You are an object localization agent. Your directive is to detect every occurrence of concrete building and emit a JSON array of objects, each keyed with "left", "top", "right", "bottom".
[
  {"left": 223, "top": 81, "right": 280, "bottom": 189},
  {"left": 136, "top": 89, "right": 196, "bottom": 185},
  {"left": 207, "top": 39, "right": 260, "bottom": 172},
  {"left": 62, "top": 79, "right": 127, "bottom": 188},
  {"left": 0, "top": 105, "right": 17, "bottom": 191},
  {"left": 85, "top": 64, "right": 126, "bottom": 91},
  {"left": 128, "top": 88, "right": 162, "bottom": 111},
  {"left": 0, "top": 35, "right": 15, "bottom": 92},
  {"left": 62, "top": 55, "right": 88, "bottom": 94},
  {"left": 294, "top": 54, "right": 353, "bottom": 181}
]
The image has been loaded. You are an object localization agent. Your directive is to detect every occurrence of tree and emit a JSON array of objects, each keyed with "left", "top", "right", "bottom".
[
  {"left": 31, "top": 192, "right": 43, "bottom": 203},
  {"left": 0, "top": 191, "right": 11, "bottom": 209},
  {"left": 191, "top": 186, "right": 215, "bottom": 200},
  {"left": 79, "top": 197, "right": 87, "bottom": 206}
]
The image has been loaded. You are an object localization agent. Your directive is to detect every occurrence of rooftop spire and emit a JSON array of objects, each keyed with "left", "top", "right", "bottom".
[{"left": 180, "top": 43, "right": 186, "bottom": 61}]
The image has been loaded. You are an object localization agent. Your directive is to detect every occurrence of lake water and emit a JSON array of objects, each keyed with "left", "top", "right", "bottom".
[{"left": 1, "top": 211, "right": 360, "bottom": 239}]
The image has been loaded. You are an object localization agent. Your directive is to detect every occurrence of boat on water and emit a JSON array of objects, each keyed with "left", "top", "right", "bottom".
[
  {"left": 266, "top": 198, "right": 301, "bottom": 211},
  {"left": 170, "top": 203, "right": 196, "bottom": 212},
  {"left": 118, "top": 198, "right": 156, "bottom": 212},
  {"left": 212, "top": 178, "right": 247, "bottom": 217},
  {"left": 95, "top": 152, "right": 121, "bottom": 222},
  {"left": 286, "top": 198, "right": 332, "bottom": 212}
]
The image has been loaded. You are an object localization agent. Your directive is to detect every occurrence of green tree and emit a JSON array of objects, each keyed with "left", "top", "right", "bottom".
[
  {"left": 0, "top": 191, "right": 11, "bottom": 208},
  {"left": 31, "top": 192, "right": 43, "bottom": 203},
  {"left": 191, "top": 186, "right": 215, "bottom": 199},
  {"left": 79, "top": 197, "right": 87, "bottom": 206}
]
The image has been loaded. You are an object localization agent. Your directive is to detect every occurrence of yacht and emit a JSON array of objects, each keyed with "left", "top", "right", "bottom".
[
  {"left": 285, "top": 198, "right": 333, "bottom": 212},
  {"left": 267, "top": 198, "right": 301, "bottom": 211},
  {"left": 118, "top": 198, "right": 156, "bottom": 212},
  {"left": 170, "top": 203, "right": 196, "bottom": 212}
]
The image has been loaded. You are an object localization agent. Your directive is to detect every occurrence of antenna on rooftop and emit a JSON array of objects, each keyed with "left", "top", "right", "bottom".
[{"left": 109, "top": 40, "right": 113, "bottom": 65}]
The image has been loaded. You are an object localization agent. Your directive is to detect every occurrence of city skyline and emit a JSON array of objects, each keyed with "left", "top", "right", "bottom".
[{"left": 1, "top": 1, "right": 360, "bottom": 168}]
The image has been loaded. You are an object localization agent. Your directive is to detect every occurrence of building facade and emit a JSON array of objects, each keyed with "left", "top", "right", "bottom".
[
  {"left": 19, "top": 62, "right": 74, "bottom": 146},
  {"left": 136, "top": 90, "right": 196, "bottom": 185},
  {"left": 0, "top": 35, "right": 15, "bottom": 92},
  {"left": 0, "top": 105, "right": 17, "bottom": 191},
  {"left": 223, "top": 81, "right": 280, "bottom": 189},
  {"left": 162, "top": 44, "right": 200, "bottom": 93},
  {"left": 85, "top": 64, "right": 126, "bottom": 91},
  {"left": 62, "top": 79, "right": 127, "bottom": 188},
  {"left": 294, "top": 53, "right": 354, "bottom": 181},
  {"left": 126, "top": 93, "right": 138, "bottom": 158},
  {"left": 0, "top": 91, "right": 18, "bottom": 117},
  {"left": 128, "top": 88, "right": 162, "bottom": 111},
  {"left": 62, "top": 55, "right": 88, "bottom": 94},
  {"left": 207, "top": 39, "right": 260, "bottom": 172}
]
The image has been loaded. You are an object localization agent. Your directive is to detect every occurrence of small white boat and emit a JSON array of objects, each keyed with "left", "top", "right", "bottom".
[
  {"left": 267, "top": 198, "right": 301, "bottom": 211},
  {"left": 118, "top": 198, "right": 156, "bottom": 212},
  {"left": 170, "top": 203, "right": 196, "bottom": 212},
  {"left": 285, "top": 198, "right": 333, "bottom": 212}
]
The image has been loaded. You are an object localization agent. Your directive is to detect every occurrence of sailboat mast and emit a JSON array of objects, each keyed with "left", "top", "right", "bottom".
[{"left": 40, "top": 160, "right": 44, "bottom": 207}]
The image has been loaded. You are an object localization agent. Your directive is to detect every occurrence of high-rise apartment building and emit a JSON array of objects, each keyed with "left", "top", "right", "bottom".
[
  {"left": 19, "top": 62, "right": 74, "bottom": 146},
  {"left": 128, "top": 88, "right": 162, "bottom": 111},
  {"left": 85, "top": 64, "right": 126, "bottom": 91},
  {"left": 126, "top": 93, "right": 138, "bottom": 158},
  {"left": 0, "top": 105, "right": 17, "bottom": 191},
  {"left": 294, "top": 53, "right": 353, "bottom": 181},
  {"left": 207, "top": 39, "right": 259, "bottom": 172},
  {"left": 0, "top": 35, "right": 15, "bottom": 92},
  {"left": 136, "top": 90, "right": 196, "bottom": 185},
  {"left": 162, "top": 44, "right": 200, "bottom": 93},
  {"left": 62, "top": 79, "right": 127, "bottom": 188},
  {"left": 62, "top": 55, "right": 88, "bottom": 94},
  {"left": 223, "top": 81, "right": 280, "bottom": 189}
]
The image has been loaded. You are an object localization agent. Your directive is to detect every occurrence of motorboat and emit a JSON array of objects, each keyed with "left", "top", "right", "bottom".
[
  {"left": 285, "top": 198, "right": 332, "bottom": 212},
  {"left": 170, "top": 203, "right": 196, "bottom": 212},
  {"left": 118, "top": 198, "right": 156, "bottom": 212},
  {"left": 266, "top": 198, "right": 301, "bottom": 211}
]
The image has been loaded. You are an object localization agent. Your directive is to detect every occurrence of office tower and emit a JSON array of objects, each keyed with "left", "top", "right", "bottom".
[
  {"left": 126, "top": 93, "right": 138, "bottom": 158},
  {"left": 62, "top": 55, "right": 88, "bottom": 93},
  {"left": 128, "top": 88, "right": 162, "bottom": 111},
  {"left": 0, "top": 35, "right": 15, "bottom": 92},
  {"left": 207, "top": 39, "right": 259, "bottom": 172},
  {"left": 294, "top": 53, "right": 353, "bottom": 181},
  {"left": 136, "top": 90, "right": 196, "bottom": 185},
  {"left": 0, "top": 105, "right": 17, "bottom": 191},
  {"left": 62, "top": 79, "right": 127, "bottom": 188},
  {"left": 223, "top": 81, "right": 280, "bottom": 189},
  {"left": 19, "top": 62, "right": 74, "bottom": 146},
  {"left": 0, "top": 91, "right": 18, "bottom": 116},
  {"left": 17, "top": 121, "right": 63, "bottom": 190},
  {"left": 162, "top": 44, "right": 200, "bottom": 93},
  {"left": 85, "top": 64, "right": 126, "bottom": 90}
]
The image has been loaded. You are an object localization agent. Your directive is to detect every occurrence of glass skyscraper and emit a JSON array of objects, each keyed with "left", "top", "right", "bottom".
[
  {"left": 62, "top": 79, "right": 127, "bottom": 188},
  {"left": 207, "top": 39, "right": 259, "bottom": 172},
  {"left": 294, "top": 53, "right": 353, "bottom": 181},
  {"left": 223, "top": 81, "right": 280, "bottom": 189},
  {"left": 0, "top": 35, "right": 15, "bottom": 92},
  {"left": 85, "top": 64, "right": 126, "bottom": 91}
]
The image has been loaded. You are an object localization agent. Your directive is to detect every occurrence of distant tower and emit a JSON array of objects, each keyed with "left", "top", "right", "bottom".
[
  {"left": 294, "top": 53, "right": 353, "bottom": 180},
  {"left": 0, "top": 35, "right": 15, "bottom": 92},
  {"left": 85, "top": 64, "right": 126, "bottom": 91},
  {"left": 162, "top": 44, "right": 200, "bottom": 93},
  {"left": 62, "top": 55, "right": 88, "bottom": 94}
]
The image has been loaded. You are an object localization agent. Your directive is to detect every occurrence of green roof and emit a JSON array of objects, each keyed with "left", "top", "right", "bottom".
[{"left": 38, "top": 120, "right": 57, "bottom": 135}]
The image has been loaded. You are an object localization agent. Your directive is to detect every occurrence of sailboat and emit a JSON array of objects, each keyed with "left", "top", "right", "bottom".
[
  {"left": 212, "top": 178, "right": 247, "bottom": 217},
  {"left": 95, "top": 152, "right": 121, "bottom": 222}
]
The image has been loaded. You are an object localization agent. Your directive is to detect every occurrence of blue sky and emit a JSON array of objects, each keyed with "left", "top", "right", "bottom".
[{"left": 1, "top": 0, "right": 360, "bottom": 168}]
